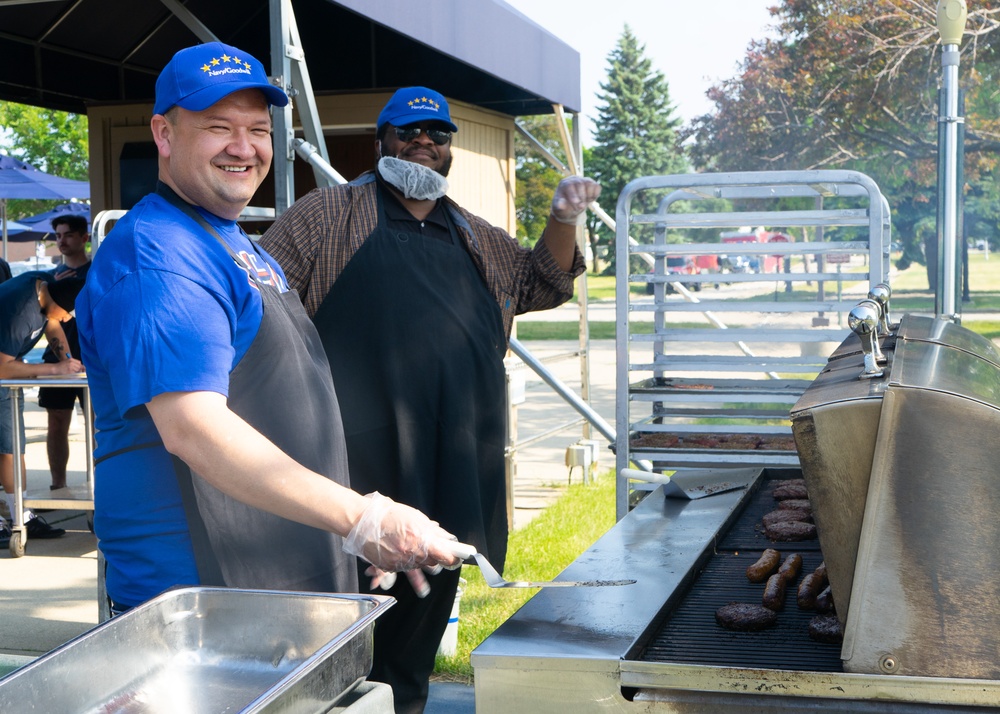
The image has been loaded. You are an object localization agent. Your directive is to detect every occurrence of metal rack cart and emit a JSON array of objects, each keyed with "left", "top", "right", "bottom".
[
  {"left": 614, "top": 171, "right": 890, "bottom": 517},
  {"left": 2, "top": 376, "right": 94, "bottom": 557}
]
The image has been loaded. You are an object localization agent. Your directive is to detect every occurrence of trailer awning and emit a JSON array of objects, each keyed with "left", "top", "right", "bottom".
[{"left": 0, "top": 0, "right": 580, "bottom": 117}]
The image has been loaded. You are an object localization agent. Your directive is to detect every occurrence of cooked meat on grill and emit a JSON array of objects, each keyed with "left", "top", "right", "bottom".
[
  {"left": 797, "top": 572, "right": 824, "bottom": 609},
  {"left": 777, "top": 498, "right": 812, "bottom": 512},
  {"left": 815, "top": 585, "right": 835, "bottom": 614},
  {"left": 746, "top": 548, "right": 781, "bottom": 583},
  {"left": 715, "top": 603, "right": 778, "bottom": 631},
  {"left": 629, "top": 433, "right": 680, "bottom": 449},
  {"left": 755, "top": 435, "right": 798, "bottom": 451},
  {"left": 762, "top": 509, "right": 812, "bottom": 528},
  {"left": 764, "top": 520, "right": 817, "bottom": 542},
  {"left": 814, "top": 561, "right": 827, "bottom": 581},
  {"left": 762, "top": 573, "right": 786, "bottom": 611},
  {"left": 773, "top": 483, "right": 809, "bottom": 500},
  {"left": 771, "top": 478, "right": 806, "bottom": 490},
  {"left": 777, "top": 553, "right": 803, "bottom": 582},
  {"left": 809, "top": 614, "right": 843, "bottom": 644}
]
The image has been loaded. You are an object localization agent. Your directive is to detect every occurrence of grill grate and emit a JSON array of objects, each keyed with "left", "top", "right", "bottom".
[{"left": 638, "top": 473, "right": 843, "bottom": 672}]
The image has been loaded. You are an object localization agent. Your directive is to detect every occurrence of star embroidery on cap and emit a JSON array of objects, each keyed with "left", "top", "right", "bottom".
[
  {"left": 211, "top": 58, "right": 220, "bottom": 66},
  {"left": 201, "top": 63, "right": 211, "bottom": 72},
  {"left": 242, "top": 60, "right": 251, "bottom": 70},
  {"left": 221, "top": 53, "right": 232, "bottom": 63}
]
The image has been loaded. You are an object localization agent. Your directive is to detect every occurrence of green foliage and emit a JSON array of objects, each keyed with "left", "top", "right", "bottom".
[
  {"left": 0, "top": 101, "right": 89, "bottom": 218},
  {"left": 588, "top": 25, "right": 688, "bottom": 271},
  {"left": 514, "top": 116, "right": 567, "bottom": 247},
  {"left": 684, "top": 1, "right": 1000, "bottom": 272}
]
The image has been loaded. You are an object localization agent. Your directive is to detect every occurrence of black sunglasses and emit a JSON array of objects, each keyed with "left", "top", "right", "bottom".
[{"left": 393, "top": 125, "right": 452, "bottom": 145}]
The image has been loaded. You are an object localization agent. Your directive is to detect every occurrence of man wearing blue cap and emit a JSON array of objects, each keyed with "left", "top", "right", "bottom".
[
  {"left": 261, "top": 86, "right": 601, "bottom": 713},
  {"left": 75, "top": 44, "right": 461, "bottom": 618}
]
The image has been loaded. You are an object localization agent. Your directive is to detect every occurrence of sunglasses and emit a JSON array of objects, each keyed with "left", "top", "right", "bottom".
[{"left": 393, "top": 125, "right": 452, "bottom": 145}]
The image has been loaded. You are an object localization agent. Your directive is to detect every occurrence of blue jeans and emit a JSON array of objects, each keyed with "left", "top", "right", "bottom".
[{"left": 0, "top": 387, "right": 25, "bottom": 456}]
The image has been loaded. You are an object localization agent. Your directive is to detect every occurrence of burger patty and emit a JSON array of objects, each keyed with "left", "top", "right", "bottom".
[
  {"left": 809, "top": 614, "right": 843, "bottom": 644},
  {"left": 715, "top": 603, "right": 779, "bottom": 632},
  {"left": 765, "top": 520, "right": 817, "bottom": 542}
]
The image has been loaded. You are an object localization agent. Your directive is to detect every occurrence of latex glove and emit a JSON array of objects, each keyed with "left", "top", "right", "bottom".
[
  {"left": 343, "top": 492, "right": 461, "bottom": 572},
  {"left": 365, "top": 566, "right": 433, "bottom": 598},
  {"left": 551, "top": 176, "right": 601, "bottom": 225}
]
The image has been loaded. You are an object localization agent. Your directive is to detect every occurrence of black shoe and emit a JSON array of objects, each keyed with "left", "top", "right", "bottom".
[
  {"left": 26, "top": 516, "right": 65, "bottom": 539},
  {"left": 0, "top": 522, "right": 10, "bottom": 548}
]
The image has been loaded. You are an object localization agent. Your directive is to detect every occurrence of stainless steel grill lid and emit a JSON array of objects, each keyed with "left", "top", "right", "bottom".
[{"left": 792, "top": 313, "right": 1000, "bottom": 679}]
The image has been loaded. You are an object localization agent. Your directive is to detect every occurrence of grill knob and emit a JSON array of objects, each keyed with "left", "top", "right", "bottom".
[
  {"left": 868, "top": 283, "right": 893, "bottom": 333},
  {"left": 849, "top": 302, "right": 885, "bottom": 379}
]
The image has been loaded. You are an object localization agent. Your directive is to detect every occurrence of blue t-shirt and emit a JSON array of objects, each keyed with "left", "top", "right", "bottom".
[
  {"left": 76, "top": 192, "right": 288, "bottom": 607},
  {"left": 0, "top": 271, "right": 53, "bottom": 359}
]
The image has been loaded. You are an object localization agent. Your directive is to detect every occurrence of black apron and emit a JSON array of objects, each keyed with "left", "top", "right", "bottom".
[
  {"left": 312, "top": 186, "right": 509, "bottom": 568},
  {"left": 158, "top": 184, "right": 357, "bottom": 593}
]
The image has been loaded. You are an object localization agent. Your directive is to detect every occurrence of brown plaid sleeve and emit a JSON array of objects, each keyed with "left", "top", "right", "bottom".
[{"left": 260, "top": 183, "right": 379, "bottom": 317}]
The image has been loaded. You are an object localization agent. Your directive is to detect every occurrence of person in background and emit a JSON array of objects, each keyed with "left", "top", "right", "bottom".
[
  {"left": 39, "top": 214, "right": 91, "bottom": 491},
  {"left": 0, "top": 272, "right": 85, "bottom": 547},
  {"left": 75, "top": 43, "right": 460, "bottom": 617},
  {"left": 260, "top": 85, "right": 600, "bottom": 714},
  {"left": 0, "top": 256, "right": 11, "bottom": 284}
]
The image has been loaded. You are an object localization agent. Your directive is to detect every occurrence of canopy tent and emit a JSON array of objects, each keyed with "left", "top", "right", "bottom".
[
  {"left": 0, "top": 154, "right": 91, "bottom": 261},
  {"left": 15, "top": 201, "right": 92, "bottom": 240}
]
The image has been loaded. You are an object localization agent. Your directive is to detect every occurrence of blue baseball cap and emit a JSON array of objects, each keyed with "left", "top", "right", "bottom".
[
  {"left": 154, "top": 41, "right": 289, "bottom": 116},
  {"left": 376, "top": 86, "right": 458, "bottom": 133}
]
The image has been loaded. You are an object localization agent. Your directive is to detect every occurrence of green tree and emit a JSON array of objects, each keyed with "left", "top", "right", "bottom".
[
  {"left": 514, "top": 116, "right": 566, "bottom": 248},
  {"left": 588, "top": 25, "right": 688, "bottom": 272},
  {"left": 685, "top": 1, "right": 1000, "bottom": 276},
  {"left": 0, "top": 101, "right": 89, "bottom": 218}
]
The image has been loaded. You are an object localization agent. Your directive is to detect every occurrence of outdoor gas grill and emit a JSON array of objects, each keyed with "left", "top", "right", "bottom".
[{"left": 473, "top": 172, "right": 1000, "bottom": 711}]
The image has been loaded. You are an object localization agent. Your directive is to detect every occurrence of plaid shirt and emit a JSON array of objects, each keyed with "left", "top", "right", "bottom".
[{"left": 259, "top": 173, "right": 584, "bottom": 340}]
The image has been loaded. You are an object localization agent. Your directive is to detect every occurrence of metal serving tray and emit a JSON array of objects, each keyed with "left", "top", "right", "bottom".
[{"left": 0, "top": 587, "right": 393, "bottom": 714}]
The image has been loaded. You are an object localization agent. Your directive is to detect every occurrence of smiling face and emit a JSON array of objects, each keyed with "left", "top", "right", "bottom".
[
  {"left": 151, "top": 89, "right": 273, "bottom": 220},
  {"left": 379, "top": 122, "right": 453, "bottom": 178}
]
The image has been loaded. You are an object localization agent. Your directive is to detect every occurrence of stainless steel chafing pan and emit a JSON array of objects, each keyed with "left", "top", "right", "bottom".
[{"left": 0, "top": 587, "right": 394, "bottom": 714}]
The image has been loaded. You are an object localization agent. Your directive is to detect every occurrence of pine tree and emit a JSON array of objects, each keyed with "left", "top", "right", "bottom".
[{"left": 589, "top": 25, "right": 687, "bottom": 270}]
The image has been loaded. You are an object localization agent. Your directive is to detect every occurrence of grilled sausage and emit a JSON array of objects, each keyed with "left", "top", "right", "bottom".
[
  {"left": 762, "top": 573, "right": 786, "bottom": 611},
  {"left": 778, "top": 553, "right": 802, "bottom": 582},
  {"left": 815, "top": 585, "right": 835, "bottom": 614},
  {"left": 746, "top": 548, "right": 781, "bottom": 583},
  {"left": 715, "top": 603, "right": 778, "bottom": 631},
  {"left": 797, "top": 572, "right": 824, "bottom": 609}
]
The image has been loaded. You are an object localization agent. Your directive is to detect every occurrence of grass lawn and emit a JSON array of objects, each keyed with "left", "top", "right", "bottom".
[
  {"left": 525, "top": 253, "right": 1000, "bottom": 341},
  {"left": 433, "top": 470, "right": 616, "bottom": 681}
]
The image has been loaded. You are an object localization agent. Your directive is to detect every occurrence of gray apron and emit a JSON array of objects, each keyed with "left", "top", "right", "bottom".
[{"left": 158, "top": 184, "right": 357, "bottom": 593}]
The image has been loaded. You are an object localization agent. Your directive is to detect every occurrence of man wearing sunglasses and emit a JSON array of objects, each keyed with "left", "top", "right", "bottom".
[{"left": 261, "top": 85, "right": 600, "bottom": 714}]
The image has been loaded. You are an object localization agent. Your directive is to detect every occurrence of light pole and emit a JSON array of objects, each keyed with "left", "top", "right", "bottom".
[{"left": 936, "top": 0, "right": 967, "bottom": 319}]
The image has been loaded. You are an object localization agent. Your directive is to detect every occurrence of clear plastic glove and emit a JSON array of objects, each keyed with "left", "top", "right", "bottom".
[
  {"left": 365, "top": 566, "right": 434, "bottom": 598},
  {"left": 550, "top": 176, "right": 602, "bottom": 225},
  {"left": 343, "top": 492, "right": 461, "bottom": 572}
]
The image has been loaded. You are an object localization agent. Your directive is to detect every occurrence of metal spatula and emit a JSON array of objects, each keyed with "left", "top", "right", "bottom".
[
  {"left": 621, "top": 467, "right": 754, "bottom": 500},
  {"left": 443, "top": 542, "right": 635, "bottom": 589}
]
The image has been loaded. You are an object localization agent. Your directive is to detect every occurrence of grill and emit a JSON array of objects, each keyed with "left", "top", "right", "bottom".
[
  {"left": 638, "top": 471, "right": 840, "bottom": 673},
  {"left": 473, "top": 170, "right": 1000, "bottom": 712}
]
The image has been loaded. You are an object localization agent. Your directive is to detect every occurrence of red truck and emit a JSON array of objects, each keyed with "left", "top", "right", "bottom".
[{"left": 720, "top": 229, "right": 791, "bottom": 273}]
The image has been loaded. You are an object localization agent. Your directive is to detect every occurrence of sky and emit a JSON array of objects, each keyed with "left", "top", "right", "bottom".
[{"left": 502, "top": 0, "right": 778, "bottom": 144}]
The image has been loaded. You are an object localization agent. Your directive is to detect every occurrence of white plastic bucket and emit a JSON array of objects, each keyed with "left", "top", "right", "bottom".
[{"left": 436, "top": 583, "right": 463, "bottom": 656}]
